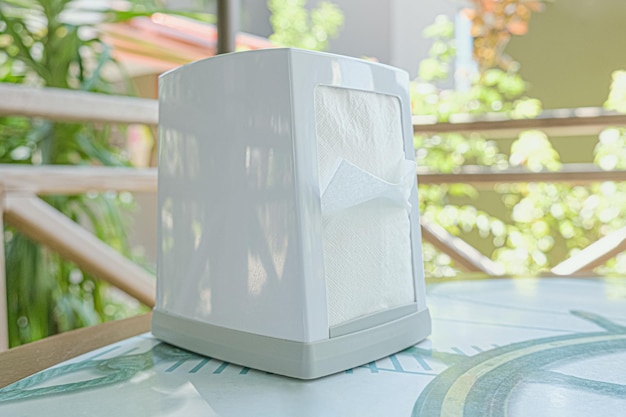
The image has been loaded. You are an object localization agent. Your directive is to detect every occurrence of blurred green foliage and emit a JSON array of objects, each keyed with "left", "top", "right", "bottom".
[
  {"left": 268, "top": 0, "right": 343, "bottom": 51},
  {"left": 0, "top": 0, "right": 149, "bottom": 347},
  {"left": 413, "top": 15, "right": 626, "bottom": 277},
  {"left": 605, "top": 70, "right": 626, "bottom": 114}
]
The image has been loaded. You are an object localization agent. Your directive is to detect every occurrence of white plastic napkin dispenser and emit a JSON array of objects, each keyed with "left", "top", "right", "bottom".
[{"left": 153, "top": 48, "right": 431, "bottom": 379}]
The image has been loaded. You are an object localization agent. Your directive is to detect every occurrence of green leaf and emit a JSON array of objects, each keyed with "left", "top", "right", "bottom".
[
  {"left": 605, "top": 70, "right": 626, "bottom": 113},
  {"left": 419, "top": 58, "right": 447, "bottom": 81}
]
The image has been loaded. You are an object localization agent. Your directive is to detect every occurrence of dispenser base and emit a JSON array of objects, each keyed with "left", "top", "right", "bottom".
[{"left": 152, "top": 308, "right": 431, "bottom": 380}]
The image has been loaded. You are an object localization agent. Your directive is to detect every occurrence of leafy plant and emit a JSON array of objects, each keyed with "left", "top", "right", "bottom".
[
  {"left": 591, "top": 71, "right": 626, "bottom": 275},
  {"left": 268, "top": 0, "right": 343, "bottom": 51},
  {"left": 413, "top": 11, "right": 626, "bottom": 278},
  {"left": 464, "top": 0, "right": 545, "bottom": 71},
  {"left": 605, "top": 70, "right": 626, "bottom": 114},
  {"left": 0, "top": 0, "right": 148, "bottom": 347}
]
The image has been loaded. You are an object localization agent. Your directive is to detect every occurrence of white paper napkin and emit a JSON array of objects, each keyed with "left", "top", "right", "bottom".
[{"left": 315, "top": 85, "right": 416, "bottom": 327}]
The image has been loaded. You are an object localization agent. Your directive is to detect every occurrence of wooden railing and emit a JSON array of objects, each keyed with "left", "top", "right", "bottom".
[
  {"left": 0, "top": 83, "right": 157, "bottom": 125},
  {"left": 0, "top": 84, "right": 158, "bottom": 351},
  {"left": 2, "top": 83, "right": 626, "bottom": 350},
  {"left": 413, "top": 107, "right": 626, "bottom": 138},
  {"left": 413, "top": 107, "right": 626, "bottom": 278}
]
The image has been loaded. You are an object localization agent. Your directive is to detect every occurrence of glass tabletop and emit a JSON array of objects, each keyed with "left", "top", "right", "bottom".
[{"left": 1, "top": 277, "right": 625, "bottom": 417}]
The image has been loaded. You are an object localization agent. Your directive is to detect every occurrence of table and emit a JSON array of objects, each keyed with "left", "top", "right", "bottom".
[
  {"left": 1, "top": 277, "right": 625, "bottom": 416},
  {"left": 0, "top": 313, "right": 152, "bottom": 388}
]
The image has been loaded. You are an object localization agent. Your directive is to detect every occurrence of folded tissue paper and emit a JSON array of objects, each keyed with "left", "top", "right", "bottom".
[{"left": 152, "top": 48, "right": 431, "bottom": 379}]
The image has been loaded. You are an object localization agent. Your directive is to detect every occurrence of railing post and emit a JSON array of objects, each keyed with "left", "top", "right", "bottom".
[
  {"left": 217, "top": 0, "right": 239, "bottom": 54},
  {"left": 0, "top": 188, "right": 8, "bottom": 351},
  {"left": 3, "top": 194, "right": 156, "bottom": 307}
]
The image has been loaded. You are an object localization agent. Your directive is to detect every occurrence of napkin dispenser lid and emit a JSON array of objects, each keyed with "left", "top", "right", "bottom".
[{"left": 152, "top": 48, "right": 431, "bottom": 379}]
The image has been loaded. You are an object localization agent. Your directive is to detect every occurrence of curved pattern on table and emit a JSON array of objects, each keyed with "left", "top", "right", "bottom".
[
  {"left": 0, "top": 343, "right": 200, "bottom": 402},
  {"left": 412, "top": 310, "right": 626, "bottom": 417}
]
